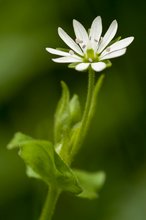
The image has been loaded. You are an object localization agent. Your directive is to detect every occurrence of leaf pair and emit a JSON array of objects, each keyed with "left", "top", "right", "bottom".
[
  {"left": 54, "top": 81, "right": 81, "bottom": 159},
  {"left": 7, "top": 132, "right": 105, "bottom": 199}
]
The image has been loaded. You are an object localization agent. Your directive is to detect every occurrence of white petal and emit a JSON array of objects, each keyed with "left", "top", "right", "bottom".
[
  {"left": 97, "top": 20, "right": 118, "bottom": 53},
  {"left": 75, "top": 63, "right": 90, "bottom": 71},
  {"left": 46, "top": 48, "right": 70, "bottom": 56},
  {"left": 91, "top": 62, "right": 106, "bottom": 72},
  {"left": 58, "top": 27, "right": 83, "bottom": 56},
  {"left": 73, "top": 19, "right": 89, "bottom": 50},
  {"left": 52, "top": 56, "right": 82, "bottom": 63},
  {"left": 100, "top": 48, "right": 127, "bottom": 60},
  {"left": 89, "top": 16, "right": 102, "bottom": 51},
  {"left": 109, "top": 36, "right": 134, "bottom": 50},
  {"left": 100, "top": 36, "right": 134, "bottom": 57}
]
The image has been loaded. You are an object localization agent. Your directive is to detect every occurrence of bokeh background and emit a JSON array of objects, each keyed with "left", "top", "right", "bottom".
[{"left": 0, "top": 0, "right": 146, "bottom": 220}]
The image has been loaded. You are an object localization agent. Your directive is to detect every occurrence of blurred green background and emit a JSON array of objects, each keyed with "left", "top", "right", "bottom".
[{"left": 0, "top": 0, "right": 146, "bottom": 220}]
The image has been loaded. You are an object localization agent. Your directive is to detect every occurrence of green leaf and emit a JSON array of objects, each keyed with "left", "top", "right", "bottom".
[
  {"left": 74, "top": 170, "right": 106, "bottom": 199},
  {"left": 68, "top": 122, "right": 82, "bottom": 159},
  {"left": 54, "top": 82, "right": 82, "bottom": 151},
  {"left": 7, "top": 132, "right": 82, "bottom": 194},
  {"left": 26, "top": 166, "right": 41, "bottom": 179},
  {"left": 7, "top": 132, "right": 33, "bottom": 149},
  {"left": 54, "top": 152, "right": 82, "bottom": 193},
  {"left": 88, "top": 74, "right": 105, "bottom": 122},
  {"left": 54, "top": 81, "right": 71, "bottom": 144},
  {"left": 69, "top": 94, "right": 81, "bottom": 125},
  {"left": 18, "top": 140, "right": 56, "bottom": 184}
]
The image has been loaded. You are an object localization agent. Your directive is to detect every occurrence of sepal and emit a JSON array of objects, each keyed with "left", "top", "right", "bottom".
[
  {"left": 56, "top": 48, "right": 70, "bottom": 52},
  {"left": 108, "top": 36, "right": 122, "bottom": 46},
  {"left": 68, "top": 63, "right": 79, "bottom": 69}
]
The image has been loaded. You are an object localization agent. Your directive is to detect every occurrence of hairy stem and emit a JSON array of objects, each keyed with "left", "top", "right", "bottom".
[
  {"left": 81, "top": 68, "right": 95, "bottom": 139},
  {"left": 70, "top": 68, "right": 95, "bottom": 160}
]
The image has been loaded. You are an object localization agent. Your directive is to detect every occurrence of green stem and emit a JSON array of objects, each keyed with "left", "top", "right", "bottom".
[
  {"left": 81, "top": 67, "right": 95, "bottom": 138},
  {"left": 39, "top": 186, "right": 60, "bottom": 220},
  {"left": 70, "top": 68, "right": 95, "bottom": 159},
  {"left": 86, "top": 74, "right": 105, "bottom": 131}
]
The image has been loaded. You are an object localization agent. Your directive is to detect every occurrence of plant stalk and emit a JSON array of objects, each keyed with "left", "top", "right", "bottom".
[
  {"left": 39, "top": 186, "right": 60, "bottom": 220},
  {"left": 70, "top": 67, "right": 95, "bottom": 160}
]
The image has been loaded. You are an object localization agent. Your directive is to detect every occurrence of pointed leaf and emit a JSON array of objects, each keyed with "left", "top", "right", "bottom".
[
  {"left": 7, "top": 132, "right": 33, "bottom": 149},
  {"left": 54, "top": 81, "right": 71, "bottom": 144},
  {"left": 69, "top": 94, "right": 81, "bottom": 125}
]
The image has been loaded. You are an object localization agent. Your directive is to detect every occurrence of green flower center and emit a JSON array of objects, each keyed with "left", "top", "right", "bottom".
[{"left": 83, "top": 49, "right": 99, "bottom": 63}]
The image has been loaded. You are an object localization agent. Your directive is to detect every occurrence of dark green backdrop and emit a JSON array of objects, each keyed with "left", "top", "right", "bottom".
[{"left": 0, "top": 0, "right": 146, "bottom": 220}]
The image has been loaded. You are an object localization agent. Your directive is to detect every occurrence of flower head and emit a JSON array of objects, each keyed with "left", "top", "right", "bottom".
[{"left": 46, "top": 16, "right": 134, "bottom": 72}]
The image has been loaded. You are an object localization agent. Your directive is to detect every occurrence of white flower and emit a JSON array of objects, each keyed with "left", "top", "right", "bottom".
[{"left": 46, "top": 16, "right": 134, "bottom": 72}]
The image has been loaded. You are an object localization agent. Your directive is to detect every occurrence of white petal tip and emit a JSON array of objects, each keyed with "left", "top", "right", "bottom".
[
  {"left": 46, "top": 48, "right": 70, "bottom": 56},
  {"left": 126, "top": 36, "right": 134, "bottom": 46},
  {"left": 113, "top": 19, "right": 118, "bottom": 23},
  {"left": 130, "top": 36, "right": 134, "bottom": 42},
  {"left": 46, "top": 48, "right": 51, "bottom": 52},
  {"left": 95, "top": 16, "right": 101, "bottom": 20},
  {"left": 52, "top": 58, "right": 63, "bottom": 63},
  {"left": 52, "top": 58, "right": 57, "bottom": 62},
  {"left": 73, "top": 19, "right": 82, "bottom": 27},
  {"left": 73, "top": 19, "right": 77, "bottom": 23},
  {"left": 58, "top": 27, "right": 62, "bottom": 33},
  {"left": 73, "top": 19, "right": 78, "bottom": 27},
  {"left": 112, "top": 19, "right": 118, "bottom": 28}
]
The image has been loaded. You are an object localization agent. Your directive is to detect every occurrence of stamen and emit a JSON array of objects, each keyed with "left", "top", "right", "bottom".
[
  {"left": 75, "top": 38, "right": 83, "bottom": 44},
  {"left": 69, "top": 50, "right": 74, "bottom": 55},
  {"left": 82, "top": 44, "right": 86, "bottom": 49},
  {"left": 88, "top": 58, "right": 93, "bottom": 62},
  {"left": 106, "top": 47, "right": 111, "bottom": 52},
  {"left": 94, "top": 39, "right": 98, "bottom": 43},
  {"left": 99, "top": 37, "right": 103, "bottom": 43},
  {"left": 89, "top": 36, "right": 91, "bottom": 40}
]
